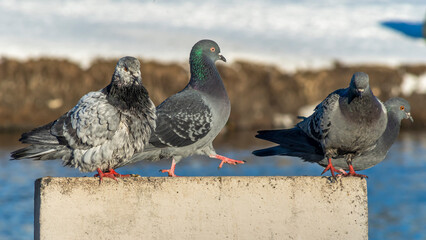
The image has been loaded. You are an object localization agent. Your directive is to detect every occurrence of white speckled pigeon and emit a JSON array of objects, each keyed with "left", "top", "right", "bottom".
[
  {"left": 253, "top": 72, "right": 388, "bottom": 178},
  {"left": 11, "top": 56, "right": 156, "bottom": 181},
  {"left": 129, "top": 39, "right": 245, "bottom": 177},
  {"left": 253, "top": 97, "right": 412, "bottom": 177}
]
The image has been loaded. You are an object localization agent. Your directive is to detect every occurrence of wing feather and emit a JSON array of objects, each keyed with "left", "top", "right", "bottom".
[
  {"left": 297, "top": 88, "right": 345, "bottom": 143},
  {"left": 150, "top": 90, "right": 212, "bottom": 148},
  {"left": 52, "top": 91, "right": 120, "bottom": 149}
]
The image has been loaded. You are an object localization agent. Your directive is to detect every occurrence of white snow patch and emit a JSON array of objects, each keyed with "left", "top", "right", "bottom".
[
  {"left": 298, "top": 103, "right": 320, "bottom": 118},
  {"left": 273, "top": 113, "right": 295, "bottom": 128},
  {"left": 401, "top": 72, "right": 426, "bottom": 96},
  {"left": 0, "top": 0, "right": 425, "bottom": 69}
]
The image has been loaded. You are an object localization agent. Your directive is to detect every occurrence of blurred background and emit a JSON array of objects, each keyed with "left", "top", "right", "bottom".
[{"left": 0, "top": 0, "right": 425, "bottom": 239}]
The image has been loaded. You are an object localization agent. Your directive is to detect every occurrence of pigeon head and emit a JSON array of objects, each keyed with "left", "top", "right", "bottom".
[
  {"left": 349, "top": 72, "right": 370, "bottom": 97},
  {"left": 385, "top": 97, "right": 413, "bottom": 122},
  {"left": 106, "top": 56, "right": 151, "bottom": 112},
  {"left": 112, "top": 56, "right": 142, "bottom": 87},
  {"left": 190, "top": 39, "right": 226, "bottom": 63},
  {"left": 189, "top": 39, "right": 227, "bottom": 89}
]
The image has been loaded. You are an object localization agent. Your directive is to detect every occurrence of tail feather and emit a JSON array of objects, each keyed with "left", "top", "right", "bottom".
[
  {"left": 252, "top": 145, "right": 324, "bottom": 163},
  {"left": 255, "top": 127, "right": 322, "bottom": 154},
  {"left": 19, "top": 121, "right": 59, "bottom": 145},
  {"left": 11, "top": 121, "right": 68, "bottom": 161},
  {"left": 253, "top": 127, "right": 325, "bottom": 162},
  {"left": 252, "top": 146, "right": 287, "bottom": 157},
  {"left": 11, "top": 144, "right": 69, "bottom": 160},
  {"left": 255, "top": 129, "right": 295, "bottom": 145},
  {"left": 11, "top": 146, "right": 54, "bottom": 159}
]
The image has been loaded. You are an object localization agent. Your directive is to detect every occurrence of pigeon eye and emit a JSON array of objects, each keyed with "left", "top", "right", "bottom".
[
  {"left": 400, "top": 106, "right": 405, "bottom": 111},
  {"left": 124, "top": 67, "right": 128, "bottom": 72},
  {"left": 210, "top": 47, "right": 215, "bottom": 52}
]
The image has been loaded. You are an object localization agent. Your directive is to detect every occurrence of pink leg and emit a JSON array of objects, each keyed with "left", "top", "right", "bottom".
[
  {"left": 321, "top": 158, "right": 339, "bottom": 178},
  {"left": 108, "top": 169, "right": 130, "bottom": 177},
  {"left": 94, "top": 168, "right": 130, "bottom": 182},
  {"left": 341, "top": 165, "right": 368, "bottom": 178},
  {"left": 160, "top": 158, "right": 179, "bottom": 177},
  {"left": 210, "top": 154, "right": 246, "bottom": 169},
  {"left": 94, "top": 168, "right": 125, "bottom": 182}
]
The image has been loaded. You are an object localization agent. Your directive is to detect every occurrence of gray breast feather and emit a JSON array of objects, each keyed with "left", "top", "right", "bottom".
[{"left": 151, "top": 91, "right": 213, "bottom": 148}]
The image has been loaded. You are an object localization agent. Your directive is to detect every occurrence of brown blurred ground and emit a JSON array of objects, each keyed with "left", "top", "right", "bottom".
[{"left": 0, "top": 57, "right": 424, "bottom": 132}]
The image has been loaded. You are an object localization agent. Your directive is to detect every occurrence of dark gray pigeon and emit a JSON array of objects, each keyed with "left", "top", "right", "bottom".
[
  {"left": 11, "top": 56, "right": 156, "bottom": 181},
  {"left": 253, "top": 97, "right": 412, "bottom": 176},
  {"left": 129, "top": 39, "right": 244, "bottom": 176},
  {"left": 254, "top": 72, "right": 388, "bottom": 178}
]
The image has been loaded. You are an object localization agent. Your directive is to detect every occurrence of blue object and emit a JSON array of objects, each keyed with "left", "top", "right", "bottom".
[{"left": 381, "top": 20, "right": 425, "bottom": 39}]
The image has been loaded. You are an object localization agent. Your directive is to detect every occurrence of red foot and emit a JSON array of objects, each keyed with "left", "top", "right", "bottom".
[
  {"left": 321, "top": 158, "right": 339, "bottom": 178},
  {"left": 340, "top": 165, "right": 368, "bottom": 178},
  {"left": 94, "top": 168, "right": 130, "bottom": 182},
  {"left": 210, "top": 154, "right": 246, "bottom": 169},
  {"left": 160, "top": 159, "right": 179, "bottom": 177}
]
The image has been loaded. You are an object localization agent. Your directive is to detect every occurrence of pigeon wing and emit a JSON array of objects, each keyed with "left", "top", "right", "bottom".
[
  {"left": 297, "top": 88, "right": 345, "bottom": 143},
  {"left": 150, "top": 91, "right": 213, "bottom": 148},
  {"left": 51, "top": 91, "right": 121, "bottom": 149}
]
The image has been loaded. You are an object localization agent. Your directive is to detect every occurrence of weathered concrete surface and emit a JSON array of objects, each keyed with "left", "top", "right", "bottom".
[{"left": 35, "top": 176, "right": 368, "bottom": 240}]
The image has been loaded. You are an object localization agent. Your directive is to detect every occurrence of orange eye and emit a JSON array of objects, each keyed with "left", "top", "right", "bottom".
[
  {"left": 400, "top": 106, "right": 405, "bottom": 110},
  {"left": 210, "top": 47, "right": 215, "bottom": 52},
  {"left": 124, "top": 67, "right": 128, "bottom": 72}
]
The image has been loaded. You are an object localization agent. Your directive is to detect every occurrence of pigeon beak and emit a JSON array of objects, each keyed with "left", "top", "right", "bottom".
[
  {"left": 355, "top": 88, "right": 365, "bottom": 98},
  {"left": 406, "top": 112, "right": 414, "bottom": 122},
  {"left": 219, "top": 54, "right": 227, "bottom": 63}
]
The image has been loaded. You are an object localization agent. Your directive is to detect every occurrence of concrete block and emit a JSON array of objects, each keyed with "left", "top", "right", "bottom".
[{"left": 35, "top": 176, "right": 368, "bottom": 240}]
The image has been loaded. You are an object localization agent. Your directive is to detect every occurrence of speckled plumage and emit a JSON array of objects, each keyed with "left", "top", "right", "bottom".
[
  {"left": 254, "top": 72, "right": 389, "bottom": 176},
  {"left": 11, "top": 56, "right": 156, "bottom": 173},
  {"left": 295, "top": 72, "right": 387, "bottom": 160},
  {"left": 253, "top": 97, "right": 412, "bottom": 171},
  {"left": 129, "top": 40, "right": 235, "bottom": 172}
]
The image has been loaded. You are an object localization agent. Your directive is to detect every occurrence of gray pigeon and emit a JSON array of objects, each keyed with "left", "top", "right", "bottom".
[
  {"left": 254, "top": 72, "right": 388, "bottom": 178},
  {"left": 11, "top": 56, "right": 156, "bottom": 181},
  {"left": 253, "top": 97, "right": 412, "bottom": 176},
  {"left": 129, "top": 39, "right": 244, "bottom": 177}
]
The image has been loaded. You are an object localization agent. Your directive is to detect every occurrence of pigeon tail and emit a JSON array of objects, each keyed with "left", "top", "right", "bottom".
[
  {"left": 252, "top": 145, "right": 324, "bottom": 163},
  {"left": 255, "top": 128, "right": 323, "bottom": 155},
  {"left": 19, "top": 121, "right": 59, "bottom": 145},
  {"left": 252, "top": 146, "right": 286, "bottom": 157},
  {"left": 11, "top": 120, "right": 68, "bottom": 160},
  {"left": 11, "top": 144, "right": 67, "bottom": 160}
]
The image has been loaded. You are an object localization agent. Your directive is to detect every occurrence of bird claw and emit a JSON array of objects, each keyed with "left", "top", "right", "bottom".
[
  {"left": 160, "top": 159, "right": 179, "bottom": 177},
  {"left": 218, "top": 159, "right": 245, "bottom": 169},
  {"left": 335, "top": 169, "right": 347, "bottom": 178},
  {"left": 160, "top": 169, "right": 179, "bottom": 177},
  {"left": 212, "top": 154, "right": 246, "bottom": 169},
  {"left": 95, "top": 168, "right": 130, "bottom": 183},
  {"left": 340, "top": 172, "right": 368, "bottom": 179},
  {"left": 341, "top": 165, "right": 369, "bottom": 179},
  {"left": 321, "top": 163, "right": 339, "bottom": 179},
  {"left": 95, "top": 170, "right": 117, "bottom": 183}
]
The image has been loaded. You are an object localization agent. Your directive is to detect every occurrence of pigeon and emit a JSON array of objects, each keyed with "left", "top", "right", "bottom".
[
  {"left": 129, "top": 39, "right": 245, "bottom": 177},
  {"left": 11, "top": 56, "right": 156, "bottom": 181},
  {"left": 253, "top": 72, "right": 388, "bottom": 178},
  {"left": 253, "top": 97, "right": 412, "bottom": 175}
]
